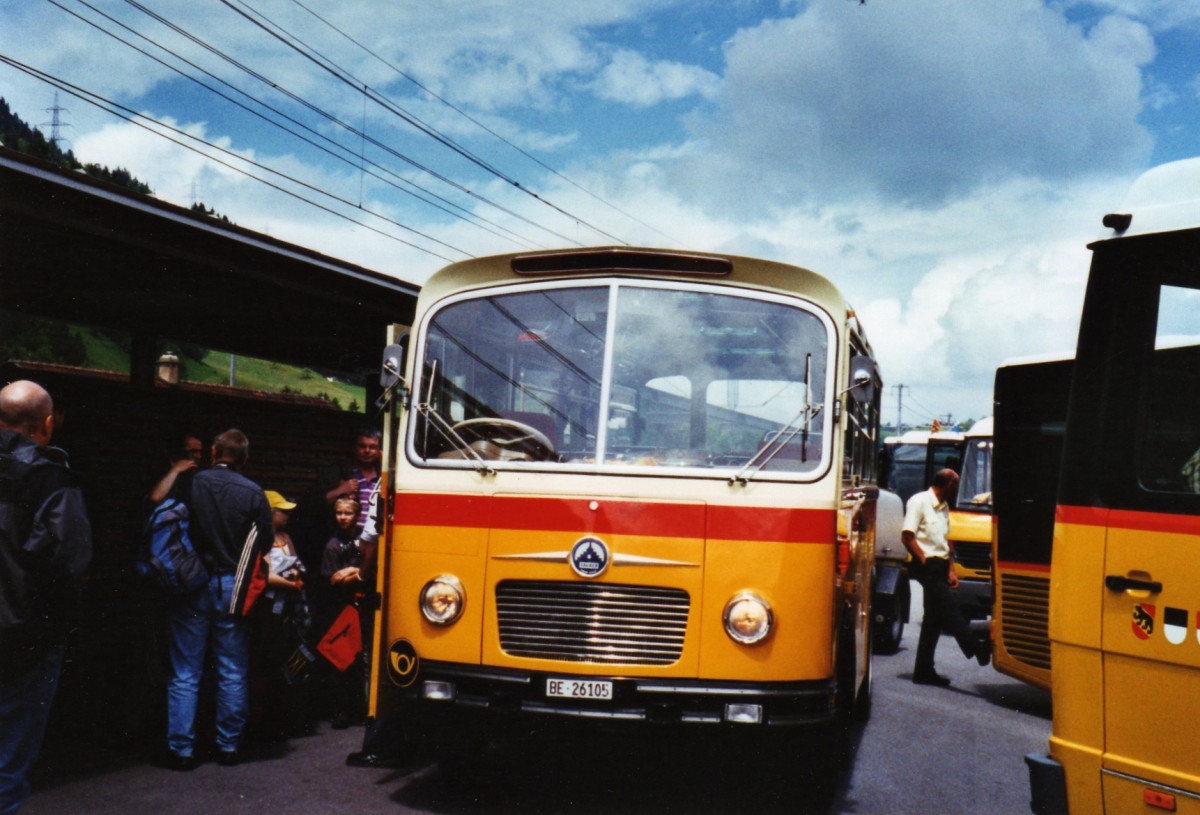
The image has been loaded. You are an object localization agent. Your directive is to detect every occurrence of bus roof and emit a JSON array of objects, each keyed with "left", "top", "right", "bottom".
[
  {"left": 1097, "top": 155, "right": 1200, "bottom": 241},
  {"left": 884, "top": 429, "right": 964, "bottom": 445},
  {"left": 999, "top": 350, "right": 1076, "bottom": 368},
  {"left": 965, "top": 417, "right": 992, "bottom": 437},
  {"left": 419, "top": 246, "right": 851, "bottom": 322}
]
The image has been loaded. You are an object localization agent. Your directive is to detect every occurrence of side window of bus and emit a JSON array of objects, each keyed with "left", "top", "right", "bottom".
[{"left": 1140, "top": 284, "right": 1200, "bottom": 495}]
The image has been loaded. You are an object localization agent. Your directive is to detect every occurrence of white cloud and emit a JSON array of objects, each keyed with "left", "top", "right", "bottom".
[
  {"left": 681, "top": 0, "right": 1154, "bottom": 207},
  {"left": 1, "top": 0, "right": 1187, "bottom": 424},
  {"left": 593, "top": 49, "right": 720, "bottom": 108}
]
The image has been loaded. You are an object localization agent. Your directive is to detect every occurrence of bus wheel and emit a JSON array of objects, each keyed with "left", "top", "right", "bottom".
[
  {"left": 872, "top": 603, "right": 904, "bottom": 655},
  {"left": 856, "top": 634, "right": 873, "bottom": 722}
]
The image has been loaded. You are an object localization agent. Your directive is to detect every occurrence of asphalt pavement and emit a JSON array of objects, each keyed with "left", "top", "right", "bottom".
[{"left": 21, "top": 580, "right": 1051, "bottom": 815}]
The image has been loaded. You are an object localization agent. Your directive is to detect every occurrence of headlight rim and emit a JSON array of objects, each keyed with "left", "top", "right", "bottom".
[
  {"left": 722, "top": 590, "right": 774, "bottom": 645},
  {"left": 419, "top": 573, "right": 466, "bottom": 626}
]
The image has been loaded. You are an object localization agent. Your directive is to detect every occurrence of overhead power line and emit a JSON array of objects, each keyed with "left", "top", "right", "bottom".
[
  {"left": 114, "top": 0, "right": 583, "bottom": 247},
  {"left": 48, "top": 0, "right": 539, "bottom": 250},
  {"left": 284, "top": 0, "right": 677, "bottom": 245},
  {"left": 0, "top": 54, "right": 463, "bottom": 263},
  {"left": 215, "top": 0, "right": 631, "bottom": 246}
]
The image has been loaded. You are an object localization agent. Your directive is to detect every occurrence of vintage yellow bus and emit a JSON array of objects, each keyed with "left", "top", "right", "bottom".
[
  {"left": 364, "top": 247, "right": 886, "bottom": 765},
  {"left": 948, "top": 418, "right": 993, "bottom": 621},
  {"left": 1026, "top": 157, "right": 1200, "bottom": 813}
]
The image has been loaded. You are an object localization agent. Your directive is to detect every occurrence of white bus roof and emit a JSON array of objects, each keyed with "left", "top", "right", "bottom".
[
  {"left": 965, "top": 417, "right": 992, "bottom": 437},
  {"left": 1099, "top": 155, "right": 1200, "bottom": 240},
  {"left": 884, "top": 429, "right": 964, "bottom": 445}
]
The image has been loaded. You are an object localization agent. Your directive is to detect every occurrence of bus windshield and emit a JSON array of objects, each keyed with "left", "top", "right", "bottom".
[
  {"left": 956, "top": 436, "right": 993, "bottom": 511},
  {"left": 411, "top": 281, "right": 832, "bottom": 475}
]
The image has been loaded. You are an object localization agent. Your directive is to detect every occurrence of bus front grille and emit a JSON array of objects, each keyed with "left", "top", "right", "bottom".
[
  {"left": 999, "top": 573, "right": 1051, "bottom": 670},
  {"left": 496, "top": 580, "right": 690, "bottom": 666},
  {"left": 952, "top": 540, "right": 992, "bottom": 572}
]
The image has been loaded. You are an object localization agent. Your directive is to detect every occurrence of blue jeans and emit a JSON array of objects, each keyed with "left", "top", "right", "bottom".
[
  {"left": 0, "top": 644, "right": 64, "bottom": 815},
  {"left": 167, "top": 574, "right": 249, "bottom": 757}
]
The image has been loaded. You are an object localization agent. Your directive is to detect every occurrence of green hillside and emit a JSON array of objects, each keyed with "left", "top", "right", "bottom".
[{"left": 1, "top": 313, "right": 365, "bottom": 413}]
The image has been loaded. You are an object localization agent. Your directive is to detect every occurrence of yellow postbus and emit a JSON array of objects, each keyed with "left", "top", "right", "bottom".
[
  {"left": 1026, "top": 157, "right": 1200, "bottom": 813},
  {"left": 365, "top": 247, "right": 887, "bottom": 765},
  {"left": 991, "top": 355, "right": 1072, "bottom": 691},
  {"left": 948, "top": 418, "right": 993, "bottom": 621}
]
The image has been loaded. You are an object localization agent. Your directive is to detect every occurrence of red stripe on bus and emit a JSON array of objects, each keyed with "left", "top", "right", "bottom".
[
  {"left": 1056, "top": 505, "right": 1200, "bottom": 536},
  {"left": 395, "top": 493, "right": 491, "bottom": 527},
  {"left": 708, "top": 504, "right": 834, "bottom": 543},
  {"left": 394, "top": 492, "right": 834, "bottom": 542},
  {"left": 995, "top": 561, "right": 1051, "bottom": 573}
]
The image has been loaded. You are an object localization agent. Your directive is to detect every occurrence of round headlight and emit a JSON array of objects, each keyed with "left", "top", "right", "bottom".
[
  {"left": 420, "top": 575, "right": 465, "bottom": 625},
  {"left": 723, "top": 591, "right": 773, "bottom": 645}
]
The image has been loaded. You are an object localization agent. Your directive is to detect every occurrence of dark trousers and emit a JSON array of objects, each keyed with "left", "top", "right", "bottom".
[
  {"left": 0, "top": 644, "right": 64, "bottom": 815},
  {"left": 913, "top": 557, "right": 979, "bottom": 675}
]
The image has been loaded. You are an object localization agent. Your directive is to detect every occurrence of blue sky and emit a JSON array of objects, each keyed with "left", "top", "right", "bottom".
[{"left": 2, "top": 0, "right": 1198, "bottom": 425}]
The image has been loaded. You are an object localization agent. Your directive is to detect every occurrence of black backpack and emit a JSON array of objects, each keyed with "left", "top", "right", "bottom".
[{"left": 137, "top": 498, "right": 208, "bottom": 594}]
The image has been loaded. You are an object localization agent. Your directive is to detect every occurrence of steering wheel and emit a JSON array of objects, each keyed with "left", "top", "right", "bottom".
[{"left": 450, "top": 417, "right": 556, "bottom": 461}]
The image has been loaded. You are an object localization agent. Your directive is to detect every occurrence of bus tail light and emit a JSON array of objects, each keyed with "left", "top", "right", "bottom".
[
  {"left": 420, "top": 575, "right": 465, "bottom": 625},
  {"left": 723, "top": 592, "right": 773, "bottom": 645}
]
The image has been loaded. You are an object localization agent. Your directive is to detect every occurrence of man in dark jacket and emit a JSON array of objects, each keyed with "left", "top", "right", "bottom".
[
  {"left": 0, "top": 380, "right": 92, "bottom": 815},
  {"left": 163, "top": 429, "right": 271, "bottom": 770}
]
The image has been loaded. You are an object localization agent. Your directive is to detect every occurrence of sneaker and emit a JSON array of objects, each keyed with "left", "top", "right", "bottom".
[
  {"left": 913, "top": 672, "right": 952, "bottom": 687},
  {"left": 157, "top": 751, "right": 198, "bottom": 772},
  {"left": 216, "top": 749, "right": 240, "bottom": 767},
  {"left": 975, "top": 640, "right": 992, "bottom": 667}
]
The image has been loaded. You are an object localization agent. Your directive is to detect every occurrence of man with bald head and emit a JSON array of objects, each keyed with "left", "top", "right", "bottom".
[{"left": 0, "top": 380, "right": 92, "bottom": 814}]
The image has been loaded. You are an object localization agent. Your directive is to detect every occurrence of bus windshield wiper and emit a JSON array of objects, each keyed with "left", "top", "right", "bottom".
[
  {"left": 416, "top": 403, "right": 496, "bottom": 476},
  {"left": 729, "top": 402, "right": 822, "bottom": 485},
  {"left": 415, "top": 360, "right": 494, "bottom": 475},
  {"left": 730, "top": 353, "right": 822, "bottom": 486}
]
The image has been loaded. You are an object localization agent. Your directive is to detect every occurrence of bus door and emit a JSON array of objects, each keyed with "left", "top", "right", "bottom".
[{"left": 1098, "top": 278, "right": 1200, "bottom": 809}]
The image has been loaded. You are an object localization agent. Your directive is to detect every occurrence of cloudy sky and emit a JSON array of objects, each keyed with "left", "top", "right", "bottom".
[{"left": 3, "top": 0, "right": 1198, "bottom": 426}]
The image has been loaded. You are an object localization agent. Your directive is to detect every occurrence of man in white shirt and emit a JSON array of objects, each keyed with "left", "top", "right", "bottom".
[{"left": 902, "top": 468, "right": 991, "bottom": 686}]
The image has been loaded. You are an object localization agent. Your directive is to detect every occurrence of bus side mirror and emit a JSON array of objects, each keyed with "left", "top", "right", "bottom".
[
  {"left": 377, "top": 333, "right": 409, "bottom": 409},
  {"left": 380, "top": 334, "right": 408, "bottom": 389},
  {"left": 848, "top": 357, "right": 878, "bottom": 404}
]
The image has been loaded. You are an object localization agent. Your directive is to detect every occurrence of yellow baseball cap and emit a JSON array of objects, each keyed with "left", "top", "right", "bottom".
[{"left": 265, "top": 490, "right": 297, "bottom": 511}]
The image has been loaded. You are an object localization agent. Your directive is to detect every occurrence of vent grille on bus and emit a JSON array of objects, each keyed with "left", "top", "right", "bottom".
[
  {"left": 999, "top": 574, "right": 1051, "bottom": 671},
  {"left": 952, "top": 540, "right": 992, "bottom": 572},
  {"left": 495, "top": 580, "right": 690, "bottom": 666}
]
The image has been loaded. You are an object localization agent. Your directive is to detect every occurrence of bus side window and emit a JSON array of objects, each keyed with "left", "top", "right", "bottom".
[{"left": 1140, "top": 284, "right": 1200, "bottom": 495}]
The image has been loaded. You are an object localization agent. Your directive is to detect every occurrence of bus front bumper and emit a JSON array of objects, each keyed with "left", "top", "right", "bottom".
[
  {"left": 389, "top": 660, "right": 839, "bottom": 728},
  {"left": 1025, "top": 753, "right": 1068, "bottom": 815}
]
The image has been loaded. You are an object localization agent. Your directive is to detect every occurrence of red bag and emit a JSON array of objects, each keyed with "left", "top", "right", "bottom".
[
  {"left": 317, "top": 604, "right": 362, "bottom": 672},
  {"left": 228, "top": 525, "right": 268, "bottom": 616}
]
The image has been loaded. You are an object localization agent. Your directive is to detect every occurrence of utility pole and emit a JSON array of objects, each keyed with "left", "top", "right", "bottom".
[
  {"left": 41, "top": 92, "right": 71, "bottom": 152},
  {"left": 893, "top": 384, "right": 908, "bottom": 434}
]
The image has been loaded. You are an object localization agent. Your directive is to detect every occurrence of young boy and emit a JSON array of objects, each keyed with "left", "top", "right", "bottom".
[
  {"left": 320, "top": 496, "right": 367, "bottom": 728},
  {"left": 254, "top": 490, "right": 312, "bottom": 739}
]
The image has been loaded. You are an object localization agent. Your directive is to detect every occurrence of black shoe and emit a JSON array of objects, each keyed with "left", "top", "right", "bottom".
[
  {"left": 157, "top": 751, "right": 198, "bottom": 772},
  {"left": 216, "top": 749, "right": 240, "bottom": 767},
  {"left": 975, "top": 640, "right": 992, "bottom": 667},
  {"left": 913, "top": 672, "right": 952, "bottom": 687},
  {"left": 346, "top": 750, "right": 405, "bottom": 769}
]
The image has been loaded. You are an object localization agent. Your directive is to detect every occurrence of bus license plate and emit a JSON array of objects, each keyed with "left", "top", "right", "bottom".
[{"left": 546, "top": 678, "right": 613, "bottom": 700}]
